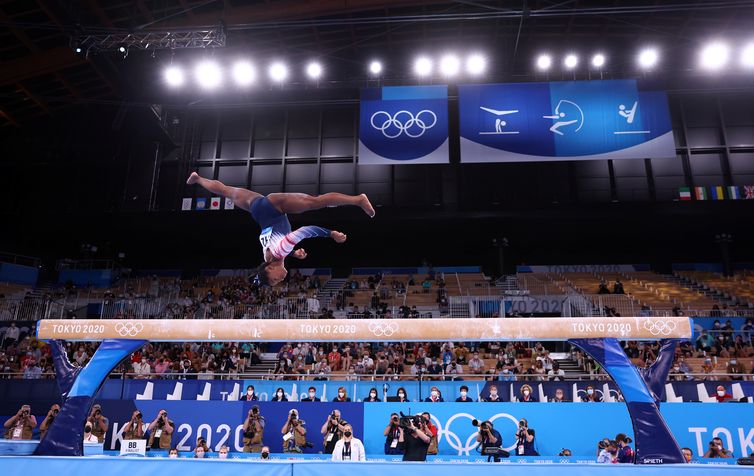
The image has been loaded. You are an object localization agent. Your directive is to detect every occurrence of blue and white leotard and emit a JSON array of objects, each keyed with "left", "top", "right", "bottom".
[{"left": 250, "top": 196, "right": 331, "bottom": 261}]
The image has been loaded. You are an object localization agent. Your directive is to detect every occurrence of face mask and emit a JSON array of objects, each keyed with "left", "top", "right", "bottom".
[
  {"left": 523, "top": 390, "right": 530, "bottom": 396},
  {"left": 673, "top": 367, "right": 679, "bottom": 371},
  {"left": 587, "top": 389, "right": 594, "bottom": 395},
  {"left": 717, "top": 390, "right": 725, "bottom": 396},
  {"left": 431, "top": 391, "right": 438, "bottom": 397},
  {"left": 169, "top": 453, "right": 178, "bottom": 458},
  {"left": 398, "top": 393, "right": 405, "bottom": 398},
  {"left": 219, "top": 452, "right": 228, "bottom": 459},
  {"left": 261, "top": 452, "right": 270, "bottom": 459},
  {"left": 460, "top": 391, "right": 467, "bottom": 397},
  {"left": 556, "top": 394, "right": 564, "bottom": 399},
  {"left": 277, "top": 392, "right": 283, "bottom": 397},
  {"left": 731, "top": 360, "right": 737, "bottom": 365},
  {"left": 370, "top": 393, "right": 376, "bottom": 398},
  {"left": 344, "top": 431, "right": 352, "bottom": 438},
  {"left": 338, "top": 392, "right": 345, "bottom": 398},
  {"left": 309, "top": 392, "right": 316, "bottom": 398},
  {"left": 247, "top": 390, "right": 254, "bottom": 395},
  {"left": 490, "top": 391, "right": 498, "bottom": 397}
]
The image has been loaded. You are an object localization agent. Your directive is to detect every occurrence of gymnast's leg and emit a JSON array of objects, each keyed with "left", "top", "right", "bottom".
[
  {"left": 186, "top": 172, "right": 260, "bottom": 212},
  {"left": 267, "top": 192, "right": 375, "bottom": 217}
]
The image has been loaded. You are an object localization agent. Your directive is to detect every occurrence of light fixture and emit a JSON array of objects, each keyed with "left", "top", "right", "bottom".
[
  {"left": 564, "top": 54, "right": 578, "bottom": 69},
  {"left": 232, "top": 61, "right": 256, "bottom": 86},
  {"left": 369, "top": 60, "right": 383, "bottom": 75},
  {"left": 591, "top": 53, "right": 606, "bottom": 68},
  {"left": 466, "top": 54, "right": 486, "bottom": 75},
  {"left": 414, "top": 56, "right": 432, "bottom": 77},
  {"left": 269, "top": 62, "right": 288, "bottom": 82},
  {"left": 164, "top": 66, "right": 185, "bottom": 87},
  {"left": 194, "top": 61, "right": 222, "bottom": 89},
  {"left": 742, "top": 42, "right": 754, "bottom": 68},
  {"left": 536, "top": 54, "right": 552, "bottom": 71},
  {"left": 699, "top": 41, "right": 730, "bottom": 70},
  {"left": 306, "top": 61, "right": 323, "bottom": 79},
  {"left": 439, "top": 54, "right": 460, "bottom": 77},
  {"left": 638, "top": 48, "right": 659, "bottom": 69}
]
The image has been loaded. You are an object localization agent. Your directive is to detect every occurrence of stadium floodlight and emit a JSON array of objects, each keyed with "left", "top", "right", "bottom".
[
  {"left": 591, "top": 53, "right": 606, "bottom": 68},
  {"left": 742, "top": 43, "right": 754, "bottom": 69},
  {"left": 269, "top": 61, "right": 288, "bottom": 82},
  {"left": 164, "top": 66, "right": 185, "bottom": 87},
  {"left": 306, "top": 61, "right": 323, "bottom": 80},
  {"left": 536, "top": 54, "right": 552, "bottom": 71},
  {"left": 194, "top": 60, "right": 222, "bottom": 89},
  {"left": 414, "top": 56, "right": 432, "bottom": 77},
  {"left": 564, "top": 54, "right": 578, "bottom": 69},
  {"left": 369, "top": 60, "right": 383, "bottom": 75},
  {"left": 638, "top": 48, "right": 659, "bottom": 69},
  {"left": 466, "top": 53, "right": 486, "bottom": 75},
  {"left": 439, "top": 54, "right": 461, "bottom": 77},
  {"left": 232, "top": 61, "right": 256, "bottom": 86},
  {"left": 699, "top": 41, "right": 730, "bottom": 70}
]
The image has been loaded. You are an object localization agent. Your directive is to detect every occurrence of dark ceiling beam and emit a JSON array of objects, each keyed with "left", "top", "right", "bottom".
[
  {"left": 86, "top": 0, "right": 115, "bottom": 28},
  {"left": 0, "top": 107, "right": 20, "bottom": 127},
  {"left": 0, "top": 47, "right": 85, "bottom": 86},
  {"left": 160, "top": 0, "right": 442, "bottom": 27},
  {"left": 136, "top": 0, "right": 155, "bottom": 23},
  {"left": 16, "top": 83, "right": 52, "bottom": 116},
  {"left": 178, "top": 0, "right": 197, "bottom": 18}
]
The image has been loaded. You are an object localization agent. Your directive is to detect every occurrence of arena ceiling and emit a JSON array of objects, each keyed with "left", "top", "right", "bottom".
[{"left": 1, "top": 0, "right": 754, "bottom": 127}]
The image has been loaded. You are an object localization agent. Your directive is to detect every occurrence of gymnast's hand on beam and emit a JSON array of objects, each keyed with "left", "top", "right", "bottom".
[
  {"left": 292, "top": 249, "right": 308, "bottom": 260},
  {"left": 330, "top": 230, "right": 347, "bottom": 243}
]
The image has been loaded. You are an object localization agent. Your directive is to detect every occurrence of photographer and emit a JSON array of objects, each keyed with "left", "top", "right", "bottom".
[
  {"left": 147, "top": 409, "right": 174, "bottom": 450},
  {"left": 422, "top": 412, "right": 439, "bottom": 456},
  {"left": 383, "top": 413, "right": 404, "bottom": 455},
  {"left": 281, "top": 409, "right": 307, "bottom": 453},
  {"left": 514, "top": 419, "right": 538, "bottom": 456},
  {"left": 39, "top": 404, "right": 60, "bottom": 439},
  {"left": 703, "top": 437, "right": 734, "bottom": 458},
  {"left": 475, "top": 419, "right": 503, "bottom": 462},
  {"left": 399, "top": 414, "right": 431, "bottom": 461},
  {"left": 4, "top": 404, "right": 36, "bottom": 440},
  {"left": 242, "top": 405, "right": 265, "bottom": 453},
  {"left": 321, "top": 409, "right": 346, "bottom": 454},
  {"left": 331, "top": 424, "right": 366, "bottom": 461},
  {"left": 122, "top": 410, "right": 144, "bottom": 440},
  {"left": 87, "top": 404, "right": 109, "bottom": 443}
]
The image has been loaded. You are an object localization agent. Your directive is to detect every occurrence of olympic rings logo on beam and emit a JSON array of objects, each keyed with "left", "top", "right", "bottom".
[
  {"left": 436, "top": 412, "right": 520, "bottom": 455},
  {"left": 643, "top": 320, "right": 677, "bottom": 336},
  {"left": 114, "top": 322, "right": 144, "bottom": 337},
  {"left": 370, "top": 110, "right": 437, "bottom": 138},
  {"left": 368, "top": 322, "right": 399, "bottom": 337}
]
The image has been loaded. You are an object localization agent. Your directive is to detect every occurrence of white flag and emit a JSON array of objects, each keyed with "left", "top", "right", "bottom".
[
  {"left": 181, "top": 198, "right": 192, "bottom": 211},
  {"left": 210, "top": 197, "right": 221, "bottom": 210},
  {"left": 224, "top": 197, "right": 235, "bottom": 210}
]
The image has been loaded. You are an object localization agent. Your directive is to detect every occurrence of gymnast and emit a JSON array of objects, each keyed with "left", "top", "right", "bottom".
[{"left": 186, "top": 172, "right": 374, "bottom": 286}]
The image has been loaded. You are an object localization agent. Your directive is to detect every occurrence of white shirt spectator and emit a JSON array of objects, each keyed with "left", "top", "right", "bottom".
[
  {"left": 331, "top": 438, "right": 366, "bottom": 461},
  {"left": 133, "top": 360, "right": 151, "bottom": 377},
  {"left": 548, "top": 368, "right": 565, "bottom": 381},
  {"left": 84, "top": 433, "right": 99, "bottom": 443}
]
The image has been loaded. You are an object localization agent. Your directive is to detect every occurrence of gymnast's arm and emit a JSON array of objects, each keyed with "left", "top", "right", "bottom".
[{"left": 268, "top": 226, "right": 336, "bottom": 260}]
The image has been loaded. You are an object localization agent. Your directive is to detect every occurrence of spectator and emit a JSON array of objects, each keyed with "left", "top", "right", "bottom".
[
  {"left": 550, "top": 388, "right": 567, "bottom": 402},
  {"left": 193, "top": 446, "right": 206, "bottom": 458},
  {"left": 2, "top": 322, "right": 20, "bottom": 349},
  {"left": 703, "top": 437, "right": 733, "bottom": 458},
  {"left": 4, "top": 404, "right": 36, "bottom": 440},
  {"left": 548, "top": 362, "right": 565, "bottom": 381},
  {"left": 714, "top": 385, "right": 733, "bottom": 402},
  {"left": 327, "top": 346, "right": 342, "bottom": 371},
  {"left": 364, "top": 387, "right": 381, "bottom": 402},
  {"left": 331, "top": 423, "right": 366, "bottom": 461},
  {"left": 613, "top": 280, "right": 625, "bottom": 294},
  {"left": 468, "top": 351, "right": 485, "bottom": 375},
  {"left": 726, "top": 359, "right": 745, "bottom": 381},
  {"left": 424, "top": 386, "right": 444, "bottom": 402},
  {"left": 681, "top": 447, "right": 694, "bottom": 463},
  {"left": 168, "top": 448, "right": 179, "bottom": 458},
  {"left": 272, "top": 388, "right": 288, "bottom": 402},
  {"left": 302, "top": 387, "right": 321, "bottom": 402},
  {"left": 597, "top": 439, "right": 617, "bottom": 463},
  {"left": 456, "top": 385, "right": 474, "bottom": 402},
  {"left": 445, "top": 361, "right": 463, "bottom": 380},
  {"left": 396, "top": 387, "right": 409, "bottom": 402},
  {"left": 23, "top": 359, "right": 42, "bottom": 379},
  {"left": 242, "top": 385, "right": 259, "bottom": 401},
  {"left": 333, "top": 386, "right": 351, "bottom": 402},
  {"left": 598, "top": 280, "right": 610, "bottom": 294},
  {"left": 518, "top": 384, "right": 537, "bottom": 402},
  {"left": 218, "top": 445, "right": 230, "bottom": 459},
  {"left": 582, "top": 385, "right": 602, "bottom": 402},
  {"left": 133, "top": 356, "right": 151, "bottom": 379},
  {"left": 484, "top": 385, "right": 502, "bottom": 402},
  {"left": 83, "top": 422, "right": 98, "bottom": 443}
]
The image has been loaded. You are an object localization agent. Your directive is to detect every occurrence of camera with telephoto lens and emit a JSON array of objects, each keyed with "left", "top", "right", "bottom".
[
  {"left": 472, "top": 419, "right": 491, "bottom": 432},
  {"left": 398, "top": 412, "right": 423, "bottom": 431}
]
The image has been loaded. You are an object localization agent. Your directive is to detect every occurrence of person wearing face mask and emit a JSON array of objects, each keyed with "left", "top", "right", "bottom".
[
  {"left": 193, "top": 446, "right": 206, "bottom": 459},
  {"left": 550, "top": 388, "right": 567, "bottom": 402},
  {"left": 383, "top": 413, "right": 404, "bottom": 455},
  {"left": 614, "top": 433, "right": 634, "bottom": 463},
  {"left": 331, "top": 424, "right": 366, "bottom": 461},
  {"left": 484, "top": 384, "right": 502, "bottom": 402},
  {"left": 333, "top": 386, "right": 351, "bottom": 402},
  {"left": 168, "top": 448, "right": 179, "bottom": 459},
  {"left": 726, "top": 358, "right": 745, "bottom": 381},
  {"left": 597, "top": 439, "right": 617, "bottom": 463},
  {"left": 83, "top": 422, "right": 98, "bottom": 443},
  {"left": 581, "top": 385, "right": 602, "bottom": 402},
  {"left": 714, "top": 385, "right": 733, "bottom": 402},
  {"left": 301, "top": 386, "right": 321, "bottom": 402},
  {"left": 321, "top": 409, "right": 346, "bottom": 454},
  {"left": 395, "top": 387, "right": 409, "bottom": 402},
  {"left": 242, "top": 385, "right": 258, "bottom": 401},
  {"left": 272, "top": 388, "right": 288, "bottom": 402},
  {"left": 218, "top": 446, "right": 230, "bottom": 459},
  {"left": 518, "top": 384, "right": 538, "bottom": 402},
  {"left": 260, "top": 446, "right": 271, "bottom": 460},
  {"left": 456, "top": 385, "right": 474, "bottom": 402},
  {"left": 424, "top": 386, "right": 444, "bottom": 402},
  {"left": 364, "top": 387, "right": 381, "bottom": 402}
]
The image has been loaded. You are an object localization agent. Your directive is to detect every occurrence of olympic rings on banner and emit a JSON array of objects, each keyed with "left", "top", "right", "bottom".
[{"left": 370, "top": 109, "right": 437, "bottom": 138}]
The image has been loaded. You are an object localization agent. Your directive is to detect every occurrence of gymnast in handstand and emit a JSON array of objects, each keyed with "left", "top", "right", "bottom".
[{"left": 186, "top": 172, "right": 374, "bottom": 286}]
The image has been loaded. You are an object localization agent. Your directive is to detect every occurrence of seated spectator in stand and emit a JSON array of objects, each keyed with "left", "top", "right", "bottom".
[
  {"left": 133, "top": 356, "right": 152, "bottom": 379},
  {"left": 426, "top": 359, "right": 442, "bottom": 380},
  {"left": 598, "top": 280, "right": 610, "bottom": 294},
  {"left": 703, "top": 437, "right": 734, "bottom": 458},
  {"left": 327, "top": 346, "right": 342, "bottom": 371},
  {"left": 445, "top": 361, "right": 463, "bottom": 381},
  {"left": 333, "top": 386, "right": 351, "bottom": 402},
  {"left": 638, "top": 305, "right": 652, "bottom": 317},
  {"left": 714, "top": 385, "right": 733, "bottom": 402},
  {"left": 550, "top": 388, "right": 567, "bottom": 402},
  {"left": 424, "top": 386, "right": 444, "bottom": 402},
  {"left": 468, "top": 352, "right": 485, "bottom": 375},
  {"left": 242, "top": 385, "right": 259, "bottom": 401},
  {"left": 456, "top": 385, "right": 474, "bottom": 402},
  {"left": 22, "top": 358, "right": 42, "bottom": 379},
  {"left": 395, "top": 387, "right": 409, "bottom": 402},
  {"left": 548, "top": 362, "right": 565, "bottom": 381},
  {"left": 421, "top": 279, "right": 432, "bottom": 293},
  {"left": 726, "top": 358, "right": 745, "bottom": 380},
  {"left": 701, "top": 358, "right": 717, "bottom": 381},
  {"left": 613, "top": 279, "right": 625, "bottom": 294},
  {"left": 582, "top": 385, "right": 602, "bottom": 402},
  {"left": 302, "top": 387, "right": 321, "bottom": 402},
  {"left": 484, "top": 385, "right": 502, "bottom": 402},
  {"left": 518, "top": 384, "right": 538, "bottom": 402},
  {"left": 272, "top": 388, "right": 288, "bottom": 402}
]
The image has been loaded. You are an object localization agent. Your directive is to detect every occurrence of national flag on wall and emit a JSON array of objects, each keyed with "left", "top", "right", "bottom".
[
  {"left": 224, "top": 197, "right": 235, "bottom": 210},
  {"left": 196, "top": 197, "right": 207, "bottom": 210},
  {"left": 744, "top": 185, "right": 754, "bottom": 200},
  {"left": 710, "top": 186, "right": 725, "bottom": 200},
  {"left": 210, "top": 197, "right": 221, "bottom": 210},
  {"left": 678, "top": 187, "right": 691, "bottom": 200},
  {"left": 727, "top": 186, "right": 741, "bottom": 200},
  {"left": 694, "top": 186, "right": 707, "bottom": 200},
  {"left": 181, "top": 198, "right": 192, "bottom": 211}
]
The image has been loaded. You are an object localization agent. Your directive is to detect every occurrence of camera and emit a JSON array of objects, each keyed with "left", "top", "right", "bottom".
[
  {"left": 52, "top": 409, "right": 59, "bottom": 416},
  {"left": 398, "top": 412, "right": 423, "bottom": 431},
  {"left": 472, "top": 419, "right": 491, "bottom": 431},
  {"left": 251, "top": 406, "right": 260, "bottom": 416},
  {"left": 135, "top": 411, "right": 142, "bottom": 419}
]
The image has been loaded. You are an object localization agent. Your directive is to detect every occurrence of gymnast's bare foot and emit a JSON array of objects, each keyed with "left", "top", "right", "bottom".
[
  {"left": 330, "top": 231, "right": 347, "bottom": 243},
  {"left": 186, "top": 172, "right": 199, "bottom": 185},
  {"left": 359, "top": 194, "right": 375, "bottom": 218}
]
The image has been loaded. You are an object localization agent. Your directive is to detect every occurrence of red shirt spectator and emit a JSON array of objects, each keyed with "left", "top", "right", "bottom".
[{"left": 714, "top": 385, "right": 733, "bottom": 402}]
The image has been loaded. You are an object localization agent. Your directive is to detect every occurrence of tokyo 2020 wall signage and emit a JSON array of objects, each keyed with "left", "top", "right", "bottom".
[
  {"left": 358, "top": 85, "right": 449, "bottom": 164},
  {"left": 459, "top": 80, "right": 675, "bottom": 163}
]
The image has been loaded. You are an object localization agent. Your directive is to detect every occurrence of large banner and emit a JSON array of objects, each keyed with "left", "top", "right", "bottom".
[
  {"left": 459, "top": 80, "right": 675, "bottom": 163},
  {"left": 358, "top": 85, "right": 449, "bottom": 164}
]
